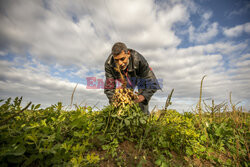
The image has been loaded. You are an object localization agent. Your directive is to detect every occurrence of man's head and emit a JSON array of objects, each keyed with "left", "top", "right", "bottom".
[{"left": 112, "top": 42, "right": 130, "bottom": 70}]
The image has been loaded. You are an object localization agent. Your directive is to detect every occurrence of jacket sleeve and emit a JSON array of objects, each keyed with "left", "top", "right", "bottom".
[
  {"left": 104, "top": 63, "right": 116, "bottom": 104},
  {"left": 137, "top": 55, "right": 159, "bottom": 104}
]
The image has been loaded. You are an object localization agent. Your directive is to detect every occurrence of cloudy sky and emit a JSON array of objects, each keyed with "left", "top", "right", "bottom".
[{"left": 0, "top": 0, "right": 249, "bottom": 112}]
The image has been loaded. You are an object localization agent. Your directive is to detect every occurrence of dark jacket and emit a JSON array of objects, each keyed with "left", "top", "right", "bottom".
[{"left": 104, "top": 49, "right": 160, "bottom": 104}]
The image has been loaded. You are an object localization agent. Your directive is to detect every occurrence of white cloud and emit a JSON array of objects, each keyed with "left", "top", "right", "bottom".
[
  {"left": 223, "top": 22, "right": 250, "bottom": 38},
  {"left": 0, "top": 58, "right": 107, "bottom": 108},
  {"left": 0, "top": 0, "right": 193, "bottom": 68},
  {"left": 188, "top": 22, "right": 218, "bottom": 43},
  {"left": 185, "top": 9, "right": 219, "bottom": 44},
  {"left": 144, "top": 40, "right": 249, "bottom": 110},
  {"left": 240, "top": 53, "right": 250, "bottom": 60},
  {"left": 202, "top": 11, "right": 212, "bottom": 20},
  {"left": 0, "top": 51, "right": 6, "bottom": 56},
  {"left": 0, "top": 0, "right": 111, "bottom": 70}
]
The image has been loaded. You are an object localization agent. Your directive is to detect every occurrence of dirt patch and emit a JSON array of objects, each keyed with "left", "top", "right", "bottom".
[
  {"left": 118, "top": 141, "right": 155, "bottom": 167},
  {"left": 96, "top": 141, "right": 155, "bottom": 167},
  {"left": 189, "top": 155, "right": 215, "bottom": 167},
  {"left": 91, "top": 150, "right": 116, "bottom": 167}
]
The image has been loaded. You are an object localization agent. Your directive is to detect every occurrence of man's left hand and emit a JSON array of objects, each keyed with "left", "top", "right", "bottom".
[{"left": 134, "top": 95, "right": 145, "bottom": 103}]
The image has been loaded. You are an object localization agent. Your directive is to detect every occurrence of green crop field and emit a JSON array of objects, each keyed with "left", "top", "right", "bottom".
[{"left": 0, "top": 94, "right": 249, "bottom": 167}]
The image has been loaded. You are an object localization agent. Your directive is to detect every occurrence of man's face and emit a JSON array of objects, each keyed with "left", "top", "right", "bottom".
[{"left": 114, "top": 50, "right": 130, "bottom": 70}]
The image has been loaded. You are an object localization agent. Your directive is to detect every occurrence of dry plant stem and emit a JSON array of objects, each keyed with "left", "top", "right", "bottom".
[
  {"left": 198, "top": 75, "right": 206, "bottom": 124},
  {"left": 70, "top": 83, "right": 78, "bottom": 109},
  {"left": 197, "top": 75, "right": 210, "bottom": 148},
  {"left": 92, "top": 101, "right": 100, "bottom": 110},
  {"left": 212, "top": 99, "right": 215, "bottom": 120},
  {"left": 157, "top": 89, "right": 174, "bottom": 121},
  {"left": 165, "top": 88, "right": 174, "bottom": 110}
]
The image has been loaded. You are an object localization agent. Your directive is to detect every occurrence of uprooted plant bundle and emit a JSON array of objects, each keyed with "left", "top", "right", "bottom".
[
  {"left": 101, "top": 63, "right": 148, "bottom": 142},
  {"left": 111, "top": 64, "right": 138, "bottom": 109}
]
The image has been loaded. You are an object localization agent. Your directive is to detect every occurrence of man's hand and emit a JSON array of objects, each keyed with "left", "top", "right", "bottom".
[{"left": 134, "top": 95, "right": 145, "bottom": 103}]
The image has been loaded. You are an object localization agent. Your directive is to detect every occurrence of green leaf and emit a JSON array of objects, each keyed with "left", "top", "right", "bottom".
[
  {"left": 26, "top": 135, "right": 37, "bottom": 144},
  {"left": 125, "top": 119, "right": 130, "bottom": 126},
  {"left": 161, "top": 162, "right": 169, "bottom": 167},
  {"left": 14, "top": 145, "right": 26, "bottom": 156},
  {"left": 155, "top": 159, "right": 162, "bottom": 166},
  {"left": 102, "top": 145, "right": 109, "bottom": 151},
  {"left": 31, "top": 104, "right": 34, "bottom": 110},
  {"left": 6, "top": 145, "right": 26, "bottom": 156},
  {"left": 34, "top": 104, "right": 41, "bottom": 110},
  {"left": 137, "top": 159, "right": 147, "bottom": 167},
  {"left": 23, "top": 154, "right": 43, "bottom": 167},
  {"left": 199, "top": 145, "right": 206, "bottom": 152},
  {"left": 200, "top": 135, "right": 207, "bottom": 142},
  {"left": 186, "top": 147, "right": 193, "bottom": 156},
  {"left": 140, "top": 118, "right": 146, "bottom": 124},
  {"left": 111, "top": 114, "right": 117, "bottom": 118}
]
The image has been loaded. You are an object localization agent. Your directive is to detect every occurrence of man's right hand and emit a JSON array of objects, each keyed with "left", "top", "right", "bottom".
[{"left": 134, "top": 95, "right": 145, "bottom": 103}]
